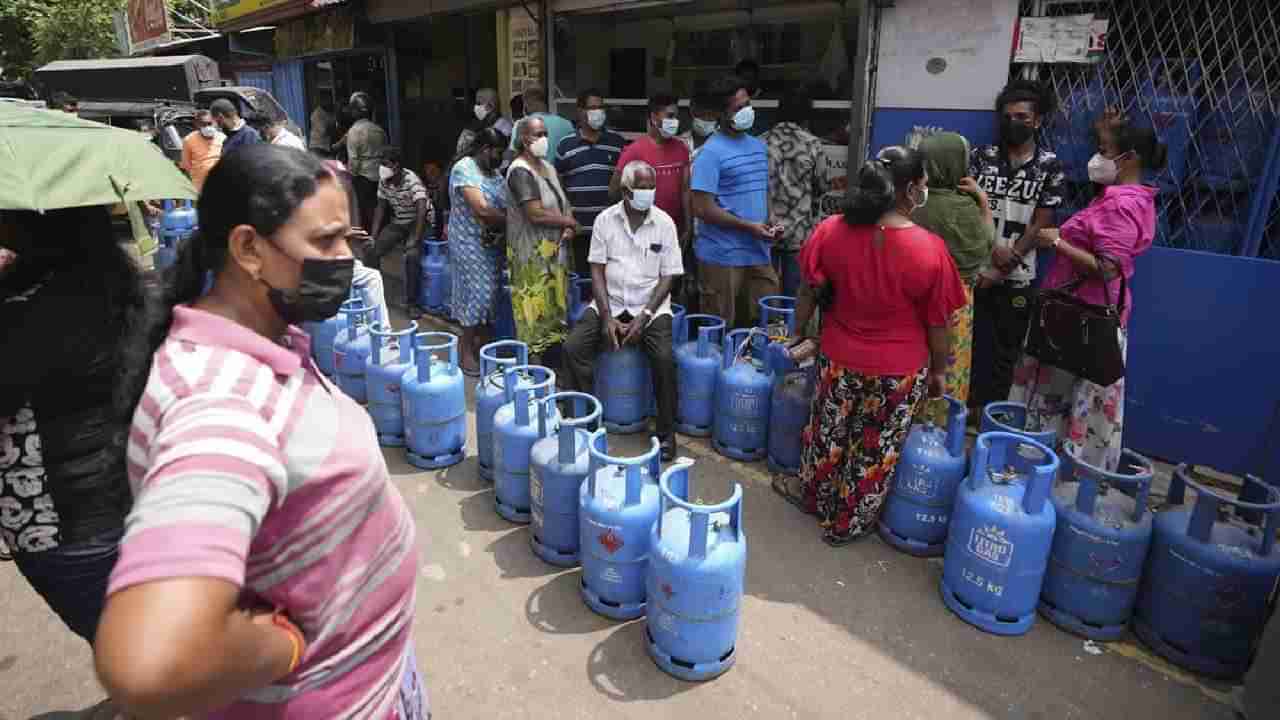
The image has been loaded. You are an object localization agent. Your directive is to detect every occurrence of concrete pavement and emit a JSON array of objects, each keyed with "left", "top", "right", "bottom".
[{"left": 0, "top": 315, "right": 1239, "bottom": 719}]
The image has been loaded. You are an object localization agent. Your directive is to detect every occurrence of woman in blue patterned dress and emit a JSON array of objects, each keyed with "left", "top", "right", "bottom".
[{"left": 449, "top": 127, "right": 509, "bottom": 375}]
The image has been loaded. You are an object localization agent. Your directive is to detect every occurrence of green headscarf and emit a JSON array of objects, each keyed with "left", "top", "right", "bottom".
[{"left": 913, "top": 132, "right": 993, "bottom": 280}]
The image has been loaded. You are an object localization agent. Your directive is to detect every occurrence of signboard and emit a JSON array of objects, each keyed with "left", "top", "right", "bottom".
[
  {"left": 818, "top": 144, "right": 848, "bottom": 218},
  {"left": 211, "top": 0, "right": 314, "bottom": 27},
  {"left": 1013, "top": 14, "right": 1109, "bottom": 64},
  {"left": 508, "top": 8, "right": 542, "bottom": 97},
  {"left": 127, "top": 0, "right": 171, "bottom": 53}
]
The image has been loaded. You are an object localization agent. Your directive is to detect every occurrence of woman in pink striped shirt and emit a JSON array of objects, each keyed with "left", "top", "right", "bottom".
[{"left": 97, "top": 145, "right": 427, "bottom": 719}]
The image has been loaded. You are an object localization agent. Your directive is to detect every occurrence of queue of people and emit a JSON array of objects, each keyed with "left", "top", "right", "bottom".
[{"left": 1, "top": 72, "right": 1168, "bottom": 717}]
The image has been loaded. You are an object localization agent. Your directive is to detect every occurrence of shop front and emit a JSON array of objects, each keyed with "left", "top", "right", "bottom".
[
  {"left": 548, "top": 0, "right": 866, "bottom": 215},
  {"left": 366, "top": 1, "right": 528, "bottom": 174}
]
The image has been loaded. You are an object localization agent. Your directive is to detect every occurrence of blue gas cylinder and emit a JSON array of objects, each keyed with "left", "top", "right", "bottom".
[
  {"left": 674, "top": 314, "right": 725, "bottom": 437},
  {"left": 493, "top": 365, "right": 559, "bottom": 523},
  {"left": 878, "top": 396, "right": 969, "bottom": 556},
  {"left": 1038, "top": 448, "right": 1155, "bottom": 640},
  {"left": 156, "top": 200, "right": 198, "bottom": 271},
  {"left": 529, "top": 391, "right": 602, "bottom": 567},
  {"left": 333, "top": 301, "right": 375, "bottom": 403},
  {"left": 981, "top": 401, "right": 1057, "bottom": 448},
  {"left": 364, "top": 321, "right": 418, "bottom": 447},
  {"left": 941, "top": 431, "right": 1060, "bottom": 636},
  {"left": 757, "top": 295, "right": 797, "bottom": 374},
  {"left": 417, "top": 237, "right": 431, "bottom": 308},
  {"left": 646, "top": 459, "right": 746, "bottom": 681},
  {"left": 766, "top": 362, "right": 814, "bottom": 475},
  {"left": 403, "top": 332, "right": 467, "bottom": 469},
  {"left": 646, "top": 303, "right": 686, "bottom": 419},
  {"left": 594, "top": 346, "right": 651, "bottom": 434},
  {"left": 476, "top": 340, "right": 531, "bottom": 482},
  {"left": 579, "top": 430, "right": 662, "bottom": 620},
  {"left": 567, "top": 276, "right": 593, "bottom": 328},
  {"left": 712, "top": 328, "right": 773, "bottom": 462},
  {"left": 423, "top": 240, "right": 449, "bottom": 315},
  {"left": 1133, "top": 467, "right": 1280, "bottom": 679}
]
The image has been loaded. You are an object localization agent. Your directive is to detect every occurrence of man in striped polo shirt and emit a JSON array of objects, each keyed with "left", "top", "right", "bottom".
[
  {"left": 556, "top": 88, "right": 625, "bottom": 276},
  {"left": 366, "top": 146, "right": 430, "bottom": 317}
]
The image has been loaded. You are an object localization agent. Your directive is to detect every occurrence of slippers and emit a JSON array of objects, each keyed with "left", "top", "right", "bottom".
[
  {"left": 771, "top": 474, "right": 813, "bottom": 515},
  {"left": 822, "top": 532, "right": 860, "bottom": 548},
  {"left": 461, "top": 365, "right": 481, "bottom": 378}
]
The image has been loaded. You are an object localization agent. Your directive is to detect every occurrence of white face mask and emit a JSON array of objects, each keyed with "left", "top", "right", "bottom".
[
  {"left": 659, "top": 117, "right": 679, "bottom": 138},
  {"left": 474, "top": 104, "right": 489, "bottom": 122},
  {"left": 529, "top": 136, "right": 550, "bottom": 158},
  {"left": 199, "top": 125, "right": 217, "bottom": 139},
  {"left": 1087, "top": 152, "right": 1122, "bottom": 185},
  {"left": 731, "top": 106, "right": 755, "bottom": 132},
  {"left": 379, "top": 165, "right": 395, "bottom": 181},
  {"left": 692, "top": 118, "right": 717, "bottom": 137},
  {"left": 628, "top": 188, "right": 656, "bottom": 212},
  {"left": 586, "top": 109, "right": 607, "bottom": 130}
]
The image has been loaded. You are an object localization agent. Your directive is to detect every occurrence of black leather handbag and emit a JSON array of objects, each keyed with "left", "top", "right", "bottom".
[{"left": 1023, "top": 258, "right": 1127, "bottom": 387}]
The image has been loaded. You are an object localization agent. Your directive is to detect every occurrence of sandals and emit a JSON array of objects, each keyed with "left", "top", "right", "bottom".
[{"left": 772, "top": 474, "right": 813, "bottom": 515}]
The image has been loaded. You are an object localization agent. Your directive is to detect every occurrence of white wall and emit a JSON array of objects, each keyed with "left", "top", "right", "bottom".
[{"left": 875, "top": 0, "right": 1018, "bottom": 110}]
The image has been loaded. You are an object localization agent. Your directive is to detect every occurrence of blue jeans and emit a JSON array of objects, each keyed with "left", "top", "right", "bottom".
[
  {"left": 13, "top": 528, "right": 122, "bottom": 642},
  {"left": 772, "top": 248, "right": 802, "bottom": 298}
]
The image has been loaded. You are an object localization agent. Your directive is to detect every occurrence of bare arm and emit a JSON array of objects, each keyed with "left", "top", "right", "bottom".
[
  {"left": 412, "top": 198, "right": 428, "bottom": 244},
  {"left": 521, "top": 198, "right": 577, "bottom": 230},
  {"left": 693, "top": 191, "right": 768, "bottom": 238},
  {"left": 795, "top": 283, "right": 818, "bottom": 336},
  {"left": 370, "top": 201, "right": 386, "bottom": 239},
  {"left": 1040, "top": 229, "right": 1116, "bottom": 280},
  {"left": 461, "top": 186, "right": 506, "bottom": 226},
  {"left": 96, "top": 577, "right": 296, "bottom": 719},
  {"left": 589, "top": 262, "right": 612, "bottom": 320},
  {"left": 925, "top": 325, "right": 950, "bottom": 397},
  {"left": 680, "top": 165, "right": 693, "bottom": 245},
  {"left": 644, "top": 276, "right": 675, "bottom": 316}
]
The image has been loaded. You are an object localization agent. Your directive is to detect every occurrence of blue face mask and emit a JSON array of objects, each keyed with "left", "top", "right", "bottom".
[{"left": 731, "top": 105, "right": 755, "bottom": 132}]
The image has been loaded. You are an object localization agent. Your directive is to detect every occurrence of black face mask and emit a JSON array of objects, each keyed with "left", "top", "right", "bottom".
[
  {"left": 1001, "top": 117, "right": 1035, "bottom": 146},
  {"left": 263, "top": 255, "right": 355, "bottom": 325}
]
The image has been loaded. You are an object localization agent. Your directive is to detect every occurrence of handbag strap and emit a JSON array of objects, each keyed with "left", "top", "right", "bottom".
[{"left": 1055, "top": 254, "right": 1126, "bottom": 316}]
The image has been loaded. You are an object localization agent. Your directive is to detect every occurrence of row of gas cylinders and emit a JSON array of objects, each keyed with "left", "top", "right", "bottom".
[
  {"left": 881, "top": 399, "right": 1280, "bottom": 680},
  {"left": 301, "top": 317, "right": 748, "bottom": 681},
  {"left": 474, "top": 348, "right": 746, "bottom": 682},
  {"left": 583, "top": 295, "right": 814, "bottom": 476}
]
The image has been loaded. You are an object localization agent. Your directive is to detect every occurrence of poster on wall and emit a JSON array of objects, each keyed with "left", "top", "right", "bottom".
[
  {"left": 818, "top": 145, "right": 848, "bottom": 218},
  {"left": 508, "top": 9, "right": 542, "bottom": 96},
  {"left": 127, "top": 0, "right": 171, "bottom": 53}
]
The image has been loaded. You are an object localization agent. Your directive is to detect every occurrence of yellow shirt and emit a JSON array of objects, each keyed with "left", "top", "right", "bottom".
[{"left": 180, "top": 130, "right": 224, "bottom": 192}]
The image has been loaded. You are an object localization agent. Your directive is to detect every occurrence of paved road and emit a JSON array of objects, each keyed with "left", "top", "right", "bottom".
[{"left": 0, "top": 323, "right": 1238, "bottom": 720}]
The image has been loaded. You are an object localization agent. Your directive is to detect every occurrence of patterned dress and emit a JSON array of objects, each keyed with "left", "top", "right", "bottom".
[
  {"left": 448, "top": 156, "right": 506, "bottom": 327},
  {"left": 505, "top": 156, "right": 571, "bottom": 354}
]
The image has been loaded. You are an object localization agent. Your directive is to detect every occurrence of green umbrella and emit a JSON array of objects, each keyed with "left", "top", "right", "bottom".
[{"left": 0, "top": 102, "right": 197, "bottom": 212}]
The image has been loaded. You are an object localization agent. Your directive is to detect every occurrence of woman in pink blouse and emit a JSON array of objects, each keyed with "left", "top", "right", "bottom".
[
  {"left": 97, "top": 145, "right": 426, "bottom": 719},
  {"left": 1008, "top": 108, "right": 1166, "bottom": 472}
]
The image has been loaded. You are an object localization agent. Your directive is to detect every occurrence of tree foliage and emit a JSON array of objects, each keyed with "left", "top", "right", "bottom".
[{"left": 0, "top": 0, "right": 214, "bottom": 80}]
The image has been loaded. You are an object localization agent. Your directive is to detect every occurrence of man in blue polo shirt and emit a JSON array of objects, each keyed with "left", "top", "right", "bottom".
[
  {"left": 556, "top": 87, "right": 625, "bottom": 276},
  {"left": 690, "top": 75, "right": 780, "bottom": 329}
]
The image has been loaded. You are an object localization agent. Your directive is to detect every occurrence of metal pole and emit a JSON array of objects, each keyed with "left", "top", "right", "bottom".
[{"left": 848, "top": 0, "right": 880, "bottom": 168}]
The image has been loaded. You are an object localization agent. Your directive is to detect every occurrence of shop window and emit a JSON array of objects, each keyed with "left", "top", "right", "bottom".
[{"left": 553, "top": 0, "right": 859, "bottom": 141}]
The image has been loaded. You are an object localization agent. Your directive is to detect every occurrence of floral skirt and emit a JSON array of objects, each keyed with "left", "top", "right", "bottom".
[
  {"left": 1008, "top": 329, "right": 1128, "bottom": 472},
  {"left": 918, "top": 280, "right": 974, "bottom": 426},
  {"left": 798, "top": 355, "right": 928, "bottom": 543}
]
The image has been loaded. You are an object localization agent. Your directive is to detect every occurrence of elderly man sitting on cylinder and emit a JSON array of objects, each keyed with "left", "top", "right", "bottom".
[{"left": 562, "top": 160, "right": 684, "bottom": 461}]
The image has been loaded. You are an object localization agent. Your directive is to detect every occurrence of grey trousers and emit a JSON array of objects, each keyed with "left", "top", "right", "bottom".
[{"left": 561, "top": 308, "right": 676, "bottom": 438}]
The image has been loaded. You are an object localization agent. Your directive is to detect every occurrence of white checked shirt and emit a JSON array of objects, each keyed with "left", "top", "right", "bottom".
[{"left": 588, "top": 201, "right": 684, "bottom": 320}]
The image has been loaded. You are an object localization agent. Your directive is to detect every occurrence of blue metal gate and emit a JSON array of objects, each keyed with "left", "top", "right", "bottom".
[{"left": 1017, "top": 0, "right": 1280, "bottom": 476}]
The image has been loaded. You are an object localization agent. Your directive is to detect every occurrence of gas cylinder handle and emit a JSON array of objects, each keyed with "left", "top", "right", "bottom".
[
  {"left": 479, "top": 340, "right": 530, "bottom": 380},
  {"left": 586, "top": 428, "right": 608, "bottom": 497},
  {"left": 659, "top": 466, "right": 745, "bottom": 552},
  {"left": 757, "top": 295, "right": 797, "bottom": 338},
  {"left": 685, "top": 314, "right": 725, "bottom": 359},
  {"left": 415, "top": 332, "right": 456, "bottom": 383},
  {"left": 941, "top": 395, "right": 968, "bottom": 459},
  {"left": 585, "top": 431, "right": 658, "bottom": 507},
  {"left": 337, "top": 299, "right": 367, "bottom": 343},
  {"left": 544, "top": 391, "right": 600, "bottom": 463},
  {"left": 1174, "top": 466, "right": 1280, "bottom": 550},
  {"left": 369, "top": 321, "right": 418, "bottom": 368},
  {"left": 969, "top": 432, "right": 1058, "bottom": 514},
  {"left": 1068, "top": 448, "right": 1154, "bottom": 522},
  {"left": 625, "top": 438, "right": 661, "bottom": 507}
]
